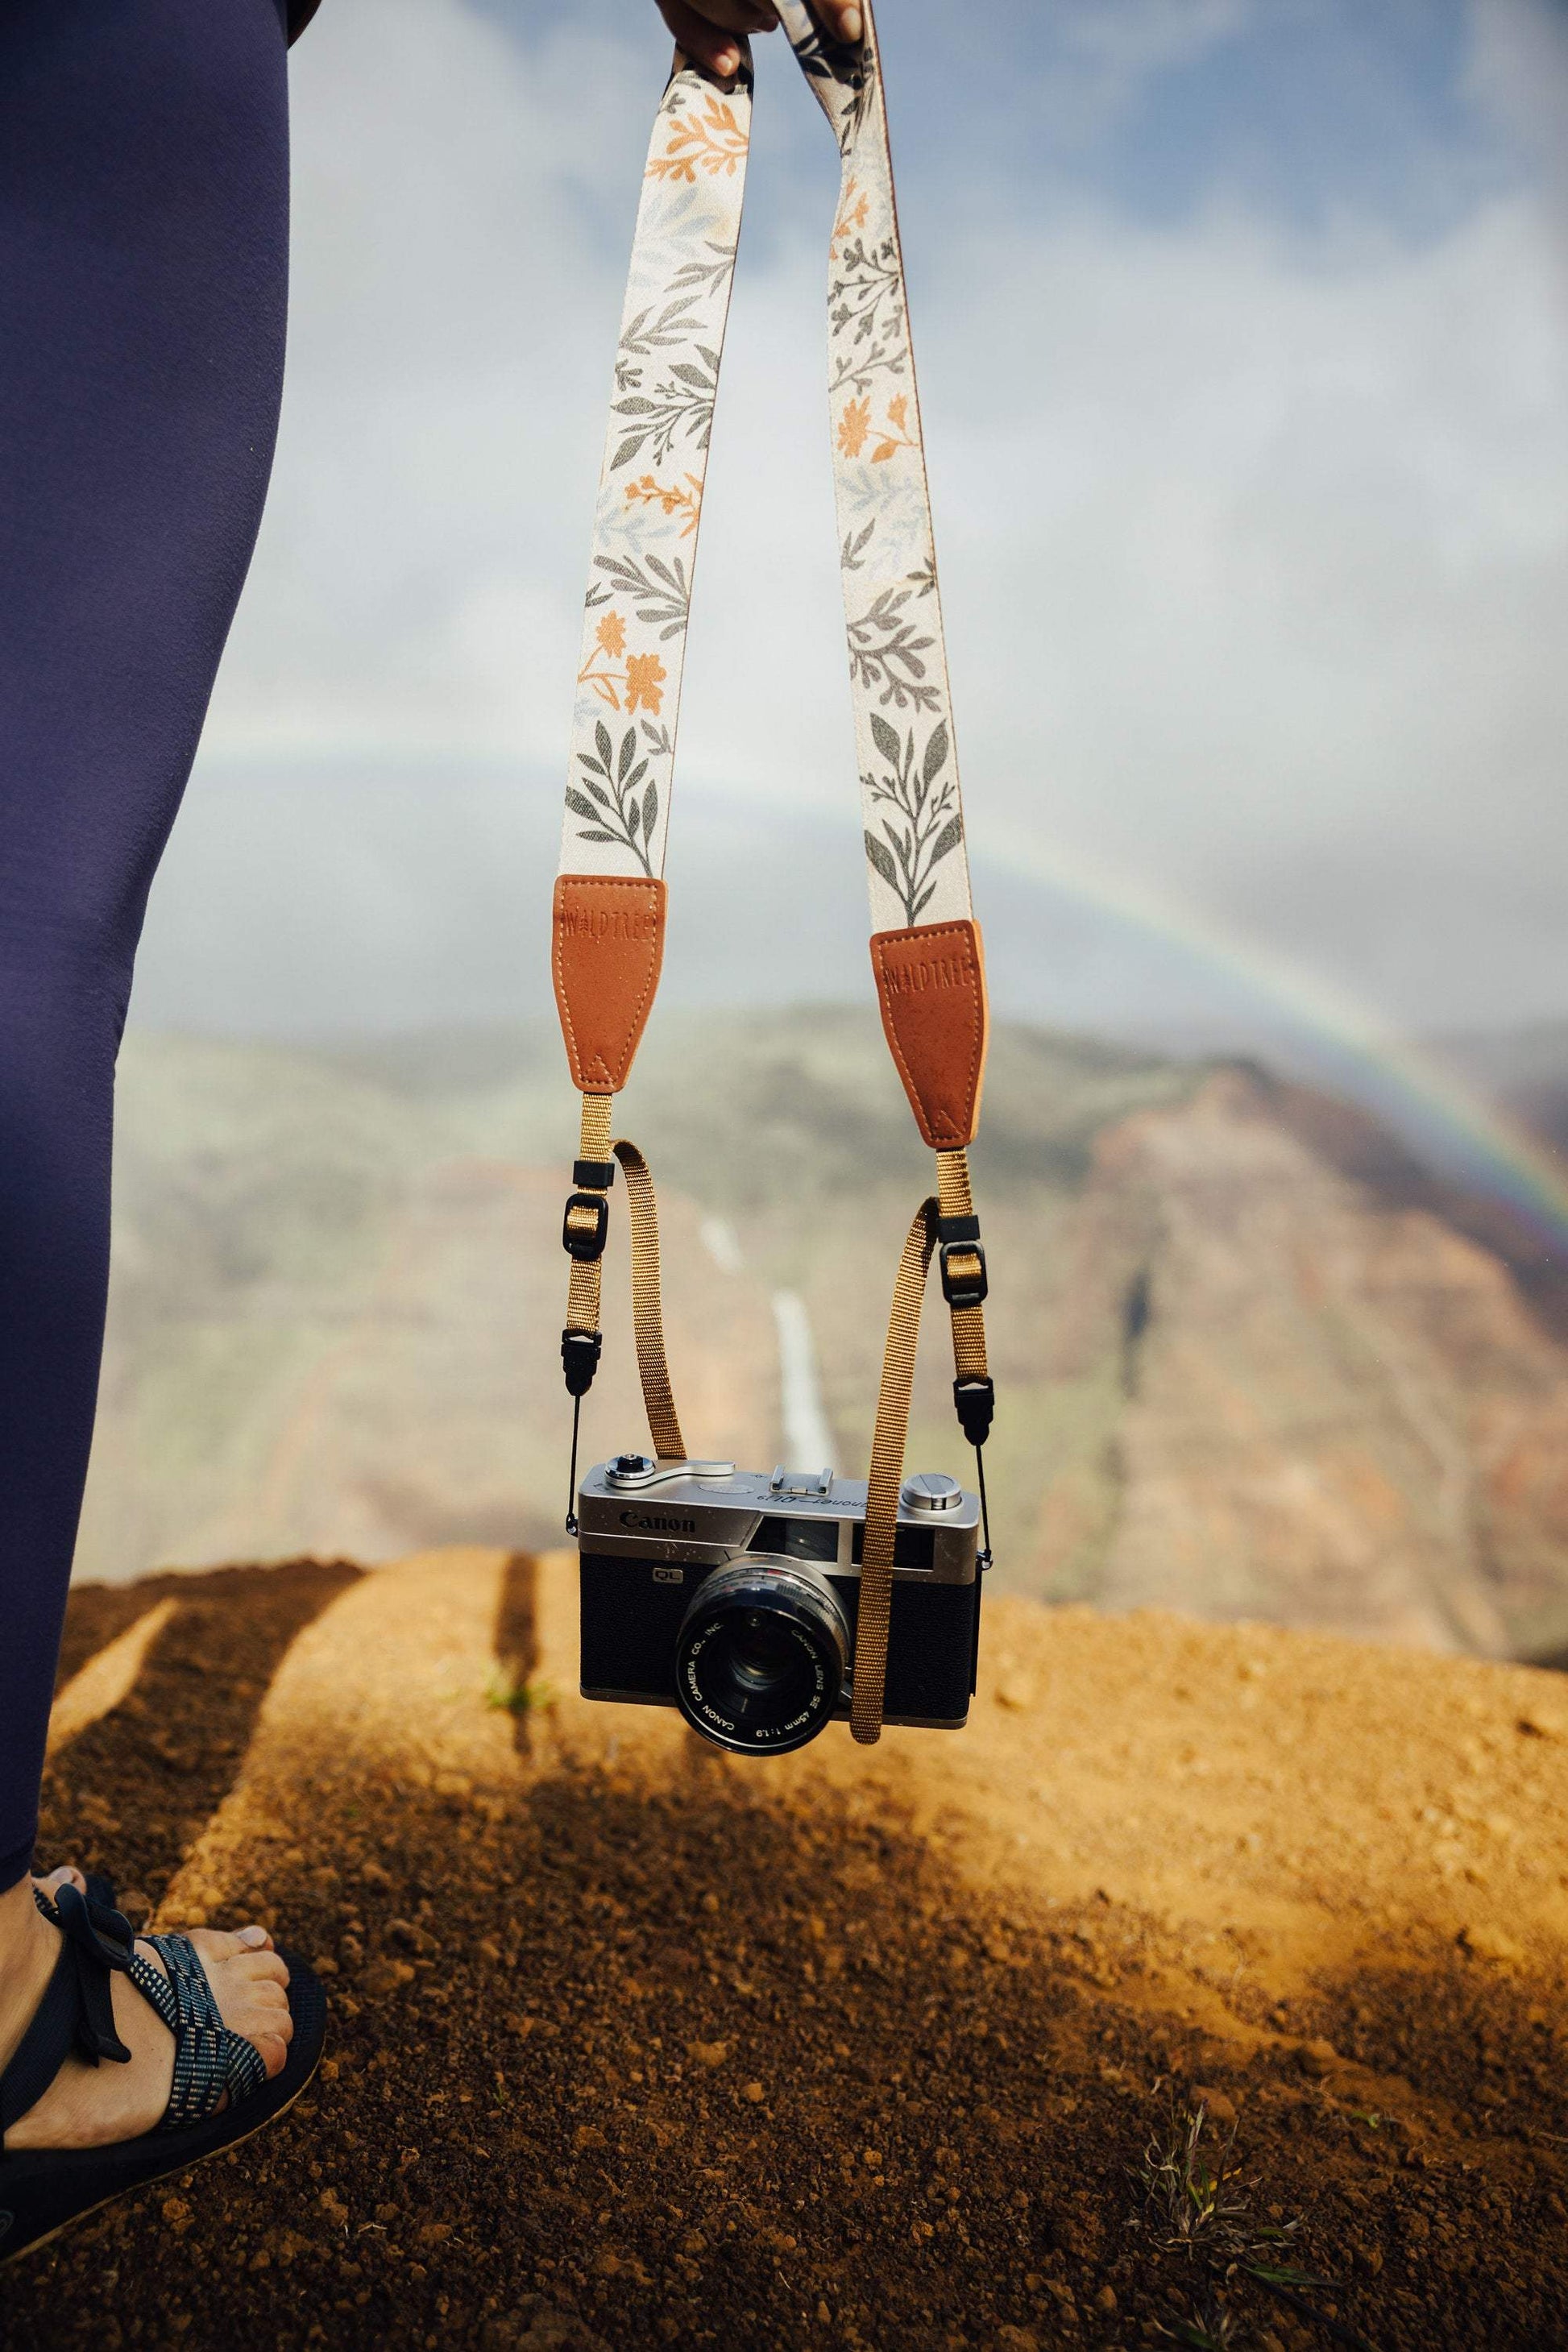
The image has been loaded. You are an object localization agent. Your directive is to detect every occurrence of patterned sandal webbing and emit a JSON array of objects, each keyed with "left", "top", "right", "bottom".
[
  {"left": 0, "top": 1885, "right": 267, "bottom": 2143},
  {"left": 128, "top": 1934, "right": 270, "bottom": 2128}
]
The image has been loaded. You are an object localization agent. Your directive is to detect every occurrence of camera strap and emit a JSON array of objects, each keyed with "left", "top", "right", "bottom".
[{"left": 551, "top": 1, "right": 993, "bottom": 1743}]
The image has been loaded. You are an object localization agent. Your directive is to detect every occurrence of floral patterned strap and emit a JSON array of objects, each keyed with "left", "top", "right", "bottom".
[
  {"left": 557, "top": 0, "right": 973, "bottom": 938},
  {"left": 558, "top": 48, "right": 750, "bottom": 892}
]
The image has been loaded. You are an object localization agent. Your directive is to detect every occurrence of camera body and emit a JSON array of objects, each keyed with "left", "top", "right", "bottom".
[{"left": 577, "top": 1453, "right": 983, "bottom": 1754}]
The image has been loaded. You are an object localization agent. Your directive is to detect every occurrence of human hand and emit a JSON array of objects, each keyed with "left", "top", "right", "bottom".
[{"left": 653, "top": 1, "right": 863, "bottom": 81}]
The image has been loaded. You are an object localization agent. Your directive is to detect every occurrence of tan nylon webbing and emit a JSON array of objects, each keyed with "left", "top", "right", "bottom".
[
  {"left": 849, "top": 1160, "right": 992, "bottom": 1745},
  {"left": 937, "top": 1147, "right": 989, "bottom": 1383},
  {"left": 564, "top": 1093, "right": 685, "bottom": 1463},
  {"left": 613, "top": 1139, "right": 685, "bottom": 1464},
  {"left": 565, "top": 1093, "right": 614, "bottom": 1335},
  {"left": 850, "top": 1197, "right": 937, "bottom": 1746}
]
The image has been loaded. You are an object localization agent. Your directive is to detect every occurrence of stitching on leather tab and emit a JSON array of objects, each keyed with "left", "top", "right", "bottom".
[
  {"left": 872, "top": 921, "right": 983, "bottom": 1150},
  {"left": 553, "top": 875, "right": 665, "bottom": 1093}
]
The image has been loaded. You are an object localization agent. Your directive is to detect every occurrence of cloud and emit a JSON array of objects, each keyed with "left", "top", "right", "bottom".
[
  {"left": 1468, "top": 0, "right": 1568, "bottom": 251},
  {"left": 185, "top": 0, "right": 1568, "bottom": 1039}
]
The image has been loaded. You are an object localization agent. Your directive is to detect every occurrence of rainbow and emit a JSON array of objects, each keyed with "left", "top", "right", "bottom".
[{"left": 976, "top": 819, "right": 1568, "bottom": 1261}]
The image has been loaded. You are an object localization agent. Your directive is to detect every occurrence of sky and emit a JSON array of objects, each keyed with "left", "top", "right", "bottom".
[{"left": 132, "top": 0, "right": 1568, "bottom": 1047}]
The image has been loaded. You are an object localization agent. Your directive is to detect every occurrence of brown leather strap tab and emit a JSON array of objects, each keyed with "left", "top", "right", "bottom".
[
  {"left": 869, "top": 919, "right": 989, "bottom": 1151},
  {"left": 552, "top": 875, "right": 667, "bottom": 1094}
]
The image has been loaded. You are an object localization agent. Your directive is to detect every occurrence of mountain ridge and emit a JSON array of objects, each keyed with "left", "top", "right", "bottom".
[{"left": 83, "top": 1013, "right": 1568, "bottom": 1658}]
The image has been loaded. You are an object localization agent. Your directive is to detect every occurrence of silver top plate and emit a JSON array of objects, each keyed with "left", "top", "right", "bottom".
[{"left": 576, "top": 1459, "right": 980, "bottom": 1583}]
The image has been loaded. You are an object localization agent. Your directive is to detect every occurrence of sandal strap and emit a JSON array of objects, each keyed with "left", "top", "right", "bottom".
[
  {"left": 2, "top": 1890, "right": 272, "bottom": 2145},
  {"left": 2, "top": 1885, "right": 136, "bottom": 2138},
  {"left": 131, "top": 1934, "right": 269, "bottom": 2128}
]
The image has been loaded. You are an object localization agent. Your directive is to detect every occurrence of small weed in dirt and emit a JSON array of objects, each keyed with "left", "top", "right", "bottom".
[
  {"left": 485, "top": 1669, "right": 556, "bottom": 1716},
  {"left": 1132, "top": 2100, "right": 1381, "bottom": 2352},
  {"left": 1138, "top": 2100, "right": 1259, "bottom": 2261},
  {"left": 1156, "top": 2289, "right": 1251, "bottom": 2349}
]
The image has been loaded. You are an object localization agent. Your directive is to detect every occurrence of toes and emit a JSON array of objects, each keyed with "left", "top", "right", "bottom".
[
  {"left": 193, "top": 1924, "right": 275, "bottom": 1962},
  {"left": 236, "top": 1949, "right": 290, "bottom": 1989},
  {"left": 251, "top": 2030, "right": 291, "bottom": 2080}
]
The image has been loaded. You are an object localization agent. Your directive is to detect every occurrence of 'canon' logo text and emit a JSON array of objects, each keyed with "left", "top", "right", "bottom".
[{"left": 620, "top": 1509, "right": 698, "bottom": 1533}]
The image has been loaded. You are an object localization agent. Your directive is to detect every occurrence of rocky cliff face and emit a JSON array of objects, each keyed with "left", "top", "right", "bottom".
[
  {"left": 1022, "top": 1068, "right": 1568, "bottom": 1657},
  {"left": 79, "top": 1022, "right": 1568, "bottom": 1660}
]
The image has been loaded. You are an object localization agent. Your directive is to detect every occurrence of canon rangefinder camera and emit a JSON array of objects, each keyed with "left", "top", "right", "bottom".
[{"left": 576, "top": 1453, "right": 983, "bottom": 1755}]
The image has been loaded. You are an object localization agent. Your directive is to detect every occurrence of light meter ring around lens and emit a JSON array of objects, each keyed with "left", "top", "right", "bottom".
[{"left": 674, "top": 1556, "right": 850, "bottom": 1757}]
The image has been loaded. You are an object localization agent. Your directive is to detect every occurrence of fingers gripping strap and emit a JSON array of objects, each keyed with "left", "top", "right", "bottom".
[
  {"left": 781, "top": 1, "right": 976, "bottom": 935},
  {"left": 554, "top": 9, "right": 997, "bottom": 1577},
  {"left": 556, "top": 2, "right": 980, "bottom": 967}
]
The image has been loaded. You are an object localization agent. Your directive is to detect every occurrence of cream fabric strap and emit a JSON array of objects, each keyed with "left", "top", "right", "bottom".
[
  {"left": 554, "top": 6, "right": 993, "bottom": 1744},
  {"left": 557, "top": 2, "right": 974, "bottom": 936}
]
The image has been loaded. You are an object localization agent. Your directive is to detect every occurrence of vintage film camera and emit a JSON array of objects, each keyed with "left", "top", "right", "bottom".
[{"left": 577, "top": 1454, "right": 984, "bottom": 1755}]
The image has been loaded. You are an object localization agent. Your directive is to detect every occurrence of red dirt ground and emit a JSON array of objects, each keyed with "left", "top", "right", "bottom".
[{"left": 4, "top": 1547, "right": 1566, "bottom": 2350}]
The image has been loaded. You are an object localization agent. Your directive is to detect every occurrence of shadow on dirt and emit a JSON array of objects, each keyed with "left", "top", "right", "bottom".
[
  {"left": 7, "top": 1561, "right": 1566, "bottom": 2352},
  {"left": 37, "top": 1559, "right": 361, "bottom": 1911}
]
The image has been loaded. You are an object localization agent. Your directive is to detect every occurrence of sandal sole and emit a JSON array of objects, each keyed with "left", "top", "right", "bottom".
[{"left": 0, "top": 1948, "right": 326, "bottom": 2267}]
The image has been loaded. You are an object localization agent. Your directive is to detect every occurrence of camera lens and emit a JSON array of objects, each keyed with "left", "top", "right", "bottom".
[{"left": 674, "top": 1558, "right": 849, "bottom": 1756}]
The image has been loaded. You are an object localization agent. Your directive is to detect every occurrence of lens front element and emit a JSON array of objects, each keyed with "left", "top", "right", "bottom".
[{"left": 675, "top": 1558, "right": 849, "bottom": 1755}]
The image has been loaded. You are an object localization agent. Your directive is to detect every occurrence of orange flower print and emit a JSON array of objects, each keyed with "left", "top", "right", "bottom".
[
  {"left": 647, "top": 96, "right": 748, "bottom": 183},
  {"left": 625, "top": 652, "right": 667, "bottom": 716},
  {"left": 579, "top": 609, "right": 633, "bottom": 707},
  {"left": 871, "top": 392, "right": 919, "bottom": 463},
  {"left": 831, "top": 176, "right": 869, "bottom": 259},
  {"left": 624, "top": 472, "right": 703, "bottom": 538},
  {"left": 837, "top": 396, "right": 871, "bottom": 459}
]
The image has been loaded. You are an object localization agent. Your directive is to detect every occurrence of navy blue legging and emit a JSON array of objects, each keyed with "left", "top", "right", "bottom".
[{"left": 0, "top": 0, "right": 290, "bottom": 1890}]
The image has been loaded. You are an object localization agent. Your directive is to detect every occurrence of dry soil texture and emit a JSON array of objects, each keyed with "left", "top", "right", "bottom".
[{"left": 6, "top": 1550, "right": 1568, "bottom": 2351}]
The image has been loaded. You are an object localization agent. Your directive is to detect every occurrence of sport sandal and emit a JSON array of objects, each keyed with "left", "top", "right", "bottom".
[{"left": 0, "top": 1878, "right": 325, "bottom": 2264}]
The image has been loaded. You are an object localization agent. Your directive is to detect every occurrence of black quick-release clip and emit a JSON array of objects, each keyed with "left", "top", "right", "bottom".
[
  {"left": 562, "top": 1326, "right": 602, "bottom": 1397},
  {"left": 562, "top": 1190, "right": 610, "bottom": 1262},
  {"left": 935, "top": 1212, "right": 988, "bottom": 1310},
  {"left": 561, "top": 1326, "right": 604, "bottom": 1534},
  {"left": 952, "top": 1373, "right": 994, "bottom": 1448}
]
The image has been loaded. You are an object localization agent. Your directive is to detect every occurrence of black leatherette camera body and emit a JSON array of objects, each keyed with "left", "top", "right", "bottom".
[{"left": 577, "top": 1458, "right": 981, "bottom": 1730}]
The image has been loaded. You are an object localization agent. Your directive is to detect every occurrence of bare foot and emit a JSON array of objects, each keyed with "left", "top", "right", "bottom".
[
  {"left": 31, "top": 1865, "right": 86, "bottom": 1902},
  {"left": 0, "top": 1874, "right": 292, "bottom": 2151}
]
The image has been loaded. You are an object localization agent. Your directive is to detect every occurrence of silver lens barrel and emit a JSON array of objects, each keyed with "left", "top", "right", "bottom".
[{"left": 674, "top": 1557, "right": 850, "bottom": 1756}]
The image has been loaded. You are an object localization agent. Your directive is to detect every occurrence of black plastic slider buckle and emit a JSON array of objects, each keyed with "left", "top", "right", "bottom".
[
  {"left": 952, "top": 1374, "right": 995, "bottom": 1447},
  {"left": 573, "top": 1157, "right": 616, "bottom": 1190},
  {"left": 939, "top": 1234, "right": 988, "bottom": 1310},
  {"left": 562, "top": 1190, "right": 610, "bottom": 1262},
  {"left": 562, "top": 1327, "right": 603, "bottom": 1398}
]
